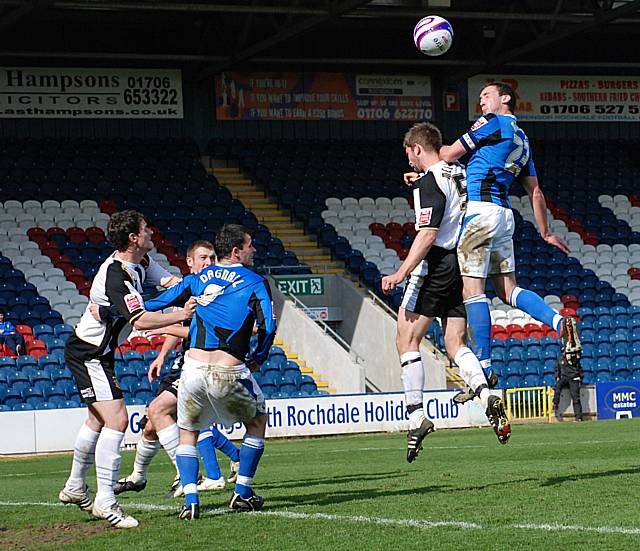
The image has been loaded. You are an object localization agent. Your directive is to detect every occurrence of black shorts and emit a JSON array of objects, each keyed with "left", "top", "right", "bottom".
[
  {"left": 157, "top": 367, "right": 181, "bottom": 398},
  {"left": 155, "top": 351, "right": 185, "bottom": 398},
  {"left": 400, "top": 246, "right": 466, "bottom": 318},
  {"left": 64, "top": 335, "right": 123, "bottom": 404}
]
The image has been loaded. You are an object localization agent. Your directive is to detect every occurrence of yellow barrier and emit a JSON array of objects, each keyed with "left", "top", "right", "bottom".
[{"left": 505, "top": 386, "right": 554, "bottom": 423}]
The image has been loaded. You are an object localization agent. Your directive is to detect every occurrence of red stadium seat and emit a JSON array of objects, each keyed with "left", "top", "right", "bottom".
[
  {"left": 27, "top": 227, "right": 46, "bottom": 239},
  {"left": 15, "top": 324, "right": 33, "bottom": 336},
  {"left": 402, "top": 223, "right": 417, "bottom": 237},
  {"left": 46, "top": 227, "right": 66, "bottom": 238},
  {"left": 386, "top": 222, "right": 402, "bottom": 232},
  {"left": 85, "top": 227, "right": 106, "bottom": 243},
  {"left": 559, "top": 307, "right": 577, "bottom": 318},
  {"left": 387, "top": 228, "right": 404, "bottom": 241},
  {"left": 66, "top": 227, "right": 86, "bottom": 244},
  {"left": 370, "top": 228, "right": 387, "bottom": 239},
  {"left": 149, "top": 335, "right": 166, "bottom": 351},
  {"left": 491, "top": 325, "right": 508, "bottom": 339},
  {"left": 369, "top": 222, "right": 385, "bottom": 232}
]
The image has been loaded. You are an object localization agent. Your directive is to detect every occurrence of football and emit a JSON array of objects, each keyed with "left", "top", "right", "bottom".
[{"left": 413, "top": 15, "right": 454, "bottom": 57}]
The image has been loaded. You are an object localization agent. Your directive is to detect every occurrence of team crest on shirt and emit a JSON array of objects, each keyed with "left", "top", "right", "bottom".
[
  {"left": 470, "top": 116, "right": 488, "bottom": 131},
  {"left": 124, "top": 292, "right": 142, "bottom": 313},
  {"left": 418, "top": 207, "right": 433, "bottom": 225}
]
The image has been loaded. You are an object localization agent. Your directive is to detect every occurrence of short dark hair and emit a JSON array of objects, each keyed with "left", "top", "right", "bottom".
[
  {"left": 214, "top": 224, "right": 250, "bottom": 260},
  {"left": 186, "top": 240, "right": 214, "bottom": 258},
  {"left": 0, "top": 307, "right": 5, "bottom": 316},
  {"left": 107, "top": 210, "right": 147, "bottom": 251},
  {"left": 483, "top": 81, "right": 516, "bottom": 112},
  {"left": 403, "top": 122, "right": 442, "bottom": 152}
]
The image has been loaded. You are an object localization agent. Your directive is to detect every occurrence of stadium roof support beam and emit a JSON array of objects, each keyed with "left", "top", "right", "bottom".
[
  {"left": 449, "top": 0, "right": 640, "bottom": 83},
  {"left": 195, "top": 0, "right": 374, "bottom": 82}
]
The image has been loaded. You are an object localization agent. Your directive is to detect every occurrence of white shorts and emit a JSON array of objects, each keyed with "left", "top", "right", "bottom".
[
  {"left": 177, "top": 355, "right": 265, "bottom": 431},
  {"left": 457, "top": 201, "right": 515, "bottom": 278}
]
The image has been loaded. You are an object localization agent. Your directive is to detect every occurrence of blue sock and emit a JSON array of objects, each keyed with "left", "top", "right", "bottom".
[
  {"left": 464, "top": 294, "right": 493, "bottom": 378},
  {"left": 235, "top": 435, "right": 265, "bottom": 499},
  {"left": 197, "top": 430, "right": 222, "bottom": 480},
  {"left": 211, "top": 426, "right": 240, "bottom": 462},
  {"left": 176, "top": 444, "right": 199, "bottom": 506},
  {"left": 510, "top": 287, "right": 563, "bottom": 332}
]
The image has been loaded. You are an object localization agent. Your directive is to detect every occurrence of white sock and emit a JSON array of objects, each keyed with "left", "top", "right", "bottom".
[
  {"left": 94, "top": 427, "right": 125, "bottom": 508},
  {"left": 454, "top": 347, "right": 492, "bottom": 409},
  {"left": 66, "top": 423, "right": 100, "bottom": 490},
  {"left": 131, "top": 437, "right": 161, "bottom": 483},
  {"left": 400, "top": 351, "right": 426, "bottom": 430},
  {"left": 400, "top": 351, "right": 424, "bottom": 406},
  {"left": 158, "top": 423, "right": 180, "bottom": 465}
]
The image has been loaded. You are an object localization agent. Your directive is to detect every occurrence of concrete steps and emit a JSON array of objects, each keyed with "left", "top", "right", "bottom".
[
  {"left": 272, "top": 340, "right": 332, "bottom": 392},
  {"left": 210, "top": 165, "right": 344, "bottom": 274}
]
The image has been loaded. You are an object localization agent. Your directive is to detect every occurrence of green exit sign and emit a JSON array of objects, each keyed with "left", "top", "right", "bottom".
[{"left": 275, "top": 276, "right": 324, "bottom": 296}]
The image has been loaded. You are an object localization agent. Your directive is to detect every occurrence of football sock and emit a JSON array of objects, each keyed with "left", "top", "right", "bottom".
[
  {"left": 235, "top": 436, "right": 265, "bottom": 499},
  {"left": 509, "top": 287, "right": 562, "bottom": 333},
  {"left": 157, "top": 423, "right": 180, "bottom": 466},
  {"left": 464, "top": 294, "right": 493, "bottom": 377},
  {"left": 176, "top": 444, "right": 199, "bottom": 507},
  {"left": 94, "top": 427, "right": 125, "bottom": 508},
  {"left": 211, "top": 426, "right": 240, "bottom": 462},
  {"left": 66, "top": 423, "right": 100, "bottom": 490},
  {"left": 400, "top": 351, "right": 425, "bottom": 423},
  {"left": 130, "top": 437, "right": 160, "bottom": 484},
  {"left": 454, "top": 346, "right": 490, "bottom": 407},
  {"left": 197, "top": 430, "right": 222, "bottom": 481}
]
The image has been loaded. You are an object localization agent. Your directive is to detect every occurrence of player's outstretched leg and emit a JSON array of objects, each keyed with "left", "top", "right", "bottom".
[
  {"left": 508, "top": 287, "right": 581, "bottom": 360},
  {"left": 59, "top": 423, "right": 100, "bottom": 512},
  {"left": 196, "top": 429, "right": 226, "bottom": 491},
  {"left": 485, "top": 394, "right": 511, "bottom": 444},
  {"left": 230, "top": 435, "right": 265, "bottom": 511}
]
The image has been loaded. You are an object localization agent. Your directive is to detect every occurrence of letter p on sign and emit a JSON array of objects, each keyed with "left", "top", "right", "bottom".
[{"left": 443, "top": 91, "right": 460, "bottom": 112}]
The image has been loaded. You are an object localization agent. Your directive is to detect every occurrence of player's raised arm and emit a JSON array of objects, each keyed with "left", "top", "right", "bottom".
[
  {"left": 248, "top": 278, "right": 277, "bottom": 366},
  {"left": 441, "top": 113, "right": 502, "bottom": 162}
]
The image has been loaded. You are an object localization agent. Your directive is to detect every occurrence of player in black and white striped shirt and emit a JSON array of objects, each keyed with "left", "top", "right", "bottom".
[
  {"left": 59, "top": 210, "right": 196, "bottom": 529},
  {"left": 382, "top": 123, "right": 510, "bottom": 462}
]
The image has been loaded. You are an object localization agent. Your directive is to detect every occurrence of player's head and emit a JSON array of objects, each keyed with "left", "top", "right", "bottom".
[
  {"left": 107, "top": 210, "right": 153, "bottom": 253},
  {"left": 214, "top": 224, "right": 255, "bottom": 267},
  {"left": 186, "top": 240, "right": 215, "bottom": 273},
  {"left": 0, "top": 308, "right": 4, "bottom": 322},
  {"left": 479, "top": 82, "right": 516, "bottom": 114},
  {"left": 403, "top": 122, "right": 442, "bottom": 171}
]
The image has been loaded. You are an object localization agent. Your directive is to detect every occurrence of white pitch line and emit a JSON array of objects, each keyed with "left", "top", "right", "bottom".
[
  {"left": 1, "top": 501, "right": 639, "bottom": 536},
  {"left": 0, "top": 469, "right": 69, "bottom": 478},
  {"left": 513, "top": 522, "right": 640, "bottom": 536}
]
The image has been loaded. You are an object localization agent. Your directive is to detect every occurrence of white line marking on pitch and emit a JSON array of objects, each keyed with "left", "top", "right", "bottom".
[
  {"left": 1, "top": 501, "right": 639, "bottom": 535},
  {"left": 0, "top": 469, "right": 68, "bottom": 478}
]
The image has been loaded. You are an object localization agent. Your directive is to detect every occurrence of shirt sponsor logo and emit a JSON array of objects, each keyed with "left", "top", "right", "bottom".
[
  {"left": 470, "top": 116, "right": 488, "bottom": 131},
  {"left": 418, "top": 207, "right": 433, "bottom": 225},
  {"left": 124, "top": 292, "right": 142, "bottom": 313},
  {"left": 80, "top": 387, "right": 95, "bottom": 399}
]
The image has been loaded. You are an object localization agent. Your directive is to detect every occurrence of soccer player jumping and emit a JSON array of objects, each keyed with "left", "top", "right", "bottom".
[{"left": 440, "top": 82, "right": 582, "bottom": 407}]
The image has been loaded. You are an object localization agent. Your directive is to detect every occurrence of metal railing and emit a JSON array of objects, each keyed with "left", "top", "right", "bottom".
[{"left": 506, "top": 386, "right": 554, "bottom": 423}]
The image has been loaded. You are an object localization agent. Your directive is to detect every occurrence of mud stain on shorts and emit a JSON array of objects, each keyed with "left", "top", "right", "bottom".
[{"left": 458, "top": 222, "right": 492, "bottom": 272}]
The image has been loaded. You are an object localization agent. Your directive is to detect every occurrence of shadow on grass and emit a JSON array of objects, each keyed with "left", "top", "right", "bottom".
[
  {"left": 260, "top": 471, "right": 408, "bottom": 490},
  {"left": 540, "top": 466, "right": 640, "bottom": 487}
]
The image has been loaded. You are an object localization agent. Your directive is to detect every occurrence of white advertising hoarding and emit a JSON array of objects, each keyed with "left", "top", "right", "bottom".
[
  {"left": 0, "top": 391, "right": 491, "bottom": 455},
  {"left": 0, "top": 67, "right": 183, "bottom": 118},
  {"left": 468, "top": 74, "right": 640, "bottom": 122}
]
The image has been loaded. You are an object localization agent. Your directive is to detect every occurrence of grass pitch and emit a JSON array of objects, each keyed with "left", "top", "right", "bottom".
[{"left": 1, "top": 419, "right": 640, "bottom": 550}]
